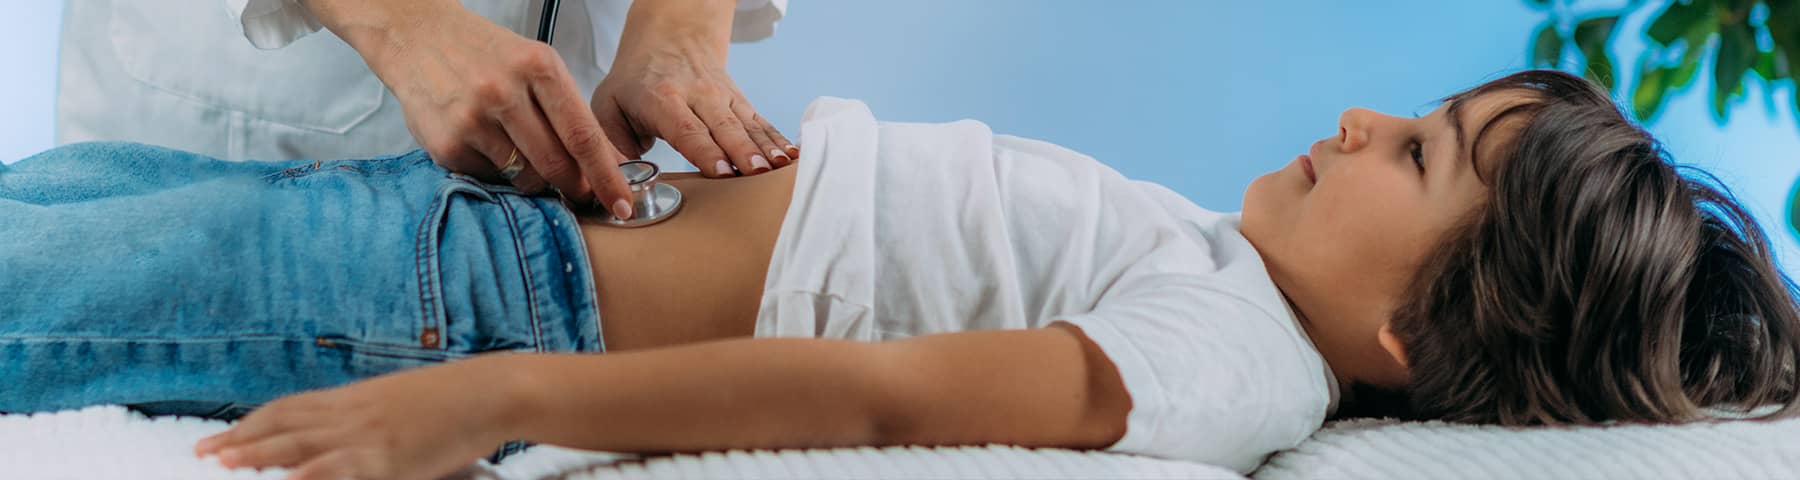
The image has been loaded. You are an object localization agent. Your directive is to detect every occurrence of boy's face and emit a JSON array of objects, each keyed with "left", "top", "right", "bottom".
[{"left": 1240, "top": 91, "right": 1525, "bottom": 370}]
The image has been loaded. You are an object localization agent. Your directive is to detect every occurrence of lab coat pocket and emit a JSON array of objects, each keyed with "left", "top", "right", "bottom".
[{"left": 108, "top": 3, "right": 384, "bottom": 134}]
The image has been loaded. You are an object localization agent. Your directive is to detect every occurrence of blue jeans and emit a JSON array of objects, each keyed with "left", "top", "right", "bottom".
[{"left": 0, "top": 142, "right": 603, "bottom": 461}]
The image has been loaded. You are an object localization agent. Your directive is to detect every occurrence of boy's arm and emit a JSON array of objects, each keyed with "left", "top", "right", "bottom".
[{"left": 505, "top": 322, "right": 1131, "bottom": 452}]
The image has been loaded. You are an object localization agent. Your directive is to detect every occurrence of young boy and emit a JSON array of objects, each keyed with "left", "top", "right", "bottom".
[{"left": 2, "top": 70, "right": 1794, "bottom": 479}]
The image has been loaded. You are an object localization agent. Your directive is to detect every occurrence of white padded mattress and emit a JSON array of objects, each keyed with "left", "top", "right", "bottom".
[
  {"left": 0, "top": 406, "right": 1243, "bottom": 479},
  {"left": 1255, "top": 415, "right": 1800, "bottom": 479}
]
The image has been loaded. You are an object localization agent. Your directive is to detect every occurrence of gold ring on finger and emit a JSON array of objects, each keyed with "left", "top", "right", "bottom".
[{"left": 498, "top": 149, "right": 525, "bottom": 182}]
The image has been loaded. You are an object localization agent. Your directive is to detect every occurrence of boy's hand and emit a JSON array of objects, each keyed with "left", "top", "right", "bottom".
[{"left": 192, "top": 356, "right": 527, "bottom": 480}]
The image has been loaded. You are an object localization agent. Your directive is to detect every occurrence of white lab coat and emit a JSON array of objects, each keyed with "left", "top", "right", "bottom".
[{"left": 55, "top": 0, "right": 786, "bottom": 161}]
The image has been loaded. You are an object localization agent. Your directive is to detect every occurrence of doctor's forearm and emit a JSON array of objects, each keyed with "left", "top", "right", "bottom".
[
  {"left": 299, "top": 0, "right": 465, "bottom": 67},
  {"left": 616, "top": 0, "right": 738, "bottom": 63},
  {"left": 492, "top": 338, "right": 893, "bottom": 452}
]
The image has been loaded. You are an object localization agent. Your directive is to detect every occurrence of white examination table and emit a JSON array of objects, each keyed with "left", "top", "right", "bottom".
[{"left": 5, "top": 405, "right": 1798, "bottom": 479}]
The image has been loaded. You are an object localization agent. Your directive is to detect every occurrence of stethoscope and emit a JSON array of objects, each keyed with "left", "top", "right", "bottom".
[{"left": 538, "top": 0, "right": 684, "bottom": 227}]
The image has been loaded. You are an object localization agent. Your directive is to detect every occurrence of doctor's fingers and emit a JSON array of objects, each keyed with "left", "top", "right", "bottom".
[
  {"left": 467, "top": 130, "right": 548, "bottom": 194},
  {"left": 733, "top": 101, "right": 792, "bottom": 167},
  {"left": 591, "top": 94, "right": 656, "bottom": 161},
  {"left": 526, "top": 57, "right": 635, "bottom": 220},
  {"left": 691, "top": 96, "right": 770, "bottom": 175},
  {"left": 644, "top": 97, "right": 734, "bottom": 178},
  {"left": 764, "top": 114, "right": 799, "bottom": 161},
  {"left": 494, "top": 97, "right": 581, "bottom": 198},
  {"left": 409, "top": 100, "right": 536, "bottom": 191}
]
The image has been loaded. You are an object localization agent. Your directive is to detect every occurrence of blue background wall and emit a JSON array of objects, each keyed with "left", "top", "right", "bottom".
[
  {"left": 5, "top": 1, "right": 1797, "bottom": 273},
  {"left": 2, "top": 3, "right": 60, "bottom": 165}
]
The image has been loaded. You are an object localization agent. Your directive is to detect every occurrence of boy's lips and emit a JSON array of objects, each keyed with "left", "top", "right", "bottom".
[{"left": 1299, "top": 154, "right": 1316, "bottom": 184}]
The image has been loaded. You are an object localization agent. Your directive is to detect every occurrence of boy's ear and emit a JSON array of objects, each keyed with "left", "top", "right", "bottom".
[{"left": 1377, "top": 323, "right": 1409, "bottom": 368}]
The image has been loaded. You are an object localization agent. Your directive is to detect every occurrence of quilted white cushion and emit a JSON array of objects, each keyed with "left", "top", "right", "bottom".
[
  {"left": 494, "top": 444, "right": 1243, "bottom": 480},
  {"left": 0, "top": 406, "right": 1243, "bottom": 479},
  {"left": 1255, "top": 415, "right": 1800, "bottom": 480}
]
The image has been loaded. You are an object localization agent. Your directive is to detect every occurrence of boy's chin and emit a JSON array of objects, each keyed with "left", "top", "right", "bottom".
[{"left": 1240, "top": 172, "right": 1286, "bottom": 225}]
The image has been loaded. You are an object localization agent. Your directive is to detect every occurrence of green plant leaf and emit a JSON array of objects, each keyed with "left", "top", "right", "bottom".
[
  {"left": 1722, "top": 0, "right": 1755, "bottom": 17},
  {"left": 1664, "top": 3, "right": 1720, "bottom": 89},
  {"left": 1523, "top": 0, "right": 1800, "bottom": 140},
  {"left": 1713, "top": 22, "right": 1757, "bottom": 121},
  {"left": 1754, "top": 50, "right": 1789, "bottom": 80},
  {"left": 1776, "top": 5, "right": 1800, "bottom": 132},
  {"left": 1771, "top": 1, "right": 1800, "bottom": 55},
  {"left": 1773, "top": 4, "right": 1800, "bottom": 93},
  {"left": 1575, "top": 15, "right": 1622, "bottom": 91},
  {"left": 1783, "top": 52, "right": 1794, "bottom": 80},
  {"left": 1670, "top": 44, "right": 1705, "bottom": 88},
  {"left": 1647, "top": 0, "right": 1711, "bottom": 46},
  {"left": 1532, "top": 21, "right": 1564, "bottom": 68},
  {"left": 1633, "top": 66, "right": 1671, "bottom": 121},
  {"left": 1793, "top": 64, "right": 1800, "bottom": 136},
  {"left": 1789, "top": 176, "right": 1800, "bottom": 244}
]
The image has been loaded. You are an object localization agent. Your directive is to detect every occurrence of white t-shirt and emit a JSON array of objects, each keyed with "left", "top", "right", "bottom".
[{"left": 758, "top": 98, "right": 1339, "bottom": 473}]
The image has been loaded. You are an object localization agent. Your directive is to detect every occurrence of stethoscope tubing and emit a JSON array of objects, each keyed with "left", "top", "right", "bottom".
[{"left": 537, "top": 0, "right": 561, "bottom": 44}]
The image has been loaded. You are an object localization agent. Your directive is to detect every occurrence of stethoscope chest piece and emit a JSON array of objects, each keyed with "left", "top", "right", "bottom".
[{"left": 602, "top": 160, "right": 683, "bottom": 227}]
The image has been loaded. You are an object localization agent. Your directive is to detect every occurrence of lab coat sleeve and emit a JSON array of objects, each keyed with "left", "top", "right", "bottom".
[
  {"left": 587, "top": 0, "right": 787, "bottom": 51},
  {"left": 225, "top": 0, "right": 326, "bottom": 50},
  {"left": 729, "top": 0, "right": 788, "bottom": 43},
  {"left": 228, "top": 0, "right": 785, "bottom": 51}
]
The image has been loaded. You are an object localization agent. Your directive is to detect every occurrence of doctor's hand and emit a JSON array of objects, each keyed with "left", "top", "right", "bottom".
[
  {"left": 591, "top": 0, "right": 798, "bottom": 178},
  {"left": 192, "top": 356, "right": 524, "bottom": 480},
  {"left": 303, "top": 0, "right": 637, "bottom": 219}
]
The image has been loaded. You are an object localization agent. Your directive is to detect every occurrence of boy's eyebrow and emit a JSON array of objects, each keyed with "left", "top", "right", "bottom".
[
  {"left": 1440, "top": 98, "right": 1480, "bottom": 179},
  {"left": 1445, "top": 99, "right": 1469, "bottom": 162}
]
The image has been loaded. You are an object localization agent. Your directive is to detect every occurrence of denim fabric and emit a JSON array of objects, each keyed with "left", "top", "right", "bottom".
[{"left": 0, "top": 142, "right": 602, "bottom": 462}]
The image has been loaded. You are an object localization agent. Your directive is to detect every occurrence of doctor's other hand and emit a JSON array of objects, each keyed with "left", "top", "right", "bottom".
[
  {"left": 303, "top": 0, "right": 637, "bottom": 219},
  {"left": 590, "top": 0, "right": 797, "bottom": 178}
]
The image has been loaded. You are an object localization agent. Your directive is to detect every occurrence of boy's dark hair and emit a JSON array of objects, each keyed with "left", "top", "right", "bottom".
[{"left": 1378, "top": 69, "right": 1800, "bottom": 425}]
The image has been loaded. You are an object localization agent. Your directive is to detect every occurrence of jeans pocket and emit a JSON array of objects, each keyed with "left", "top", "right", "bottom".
[
  {"left": 289, "top": 168, "right": 532, "bottom": 368},
  {"left": 291, "top": 168, "right": 544, "bottom": 370},
  {"left": 415, "top": 178, "right": 551, "bottom": 354}
]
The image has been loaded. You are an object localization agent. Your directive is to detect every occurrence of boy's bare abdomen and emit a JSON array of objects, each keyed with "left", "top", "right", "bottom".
[{"left": 575, "top": 166, "right": 798, "bottom": 352}]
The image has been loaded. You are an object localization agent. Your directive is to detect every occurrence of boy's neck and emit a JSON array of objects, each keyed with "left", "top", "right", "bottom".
[{"left": 1283, "top": 294, "right": 1379, "bottom": 408}]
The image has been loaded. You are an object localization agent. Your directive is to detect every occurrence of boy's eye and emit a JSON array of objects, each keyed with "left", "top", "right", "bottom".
[{"left": 1409, "top": 141, "right": 1426, "bottom": 173}]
